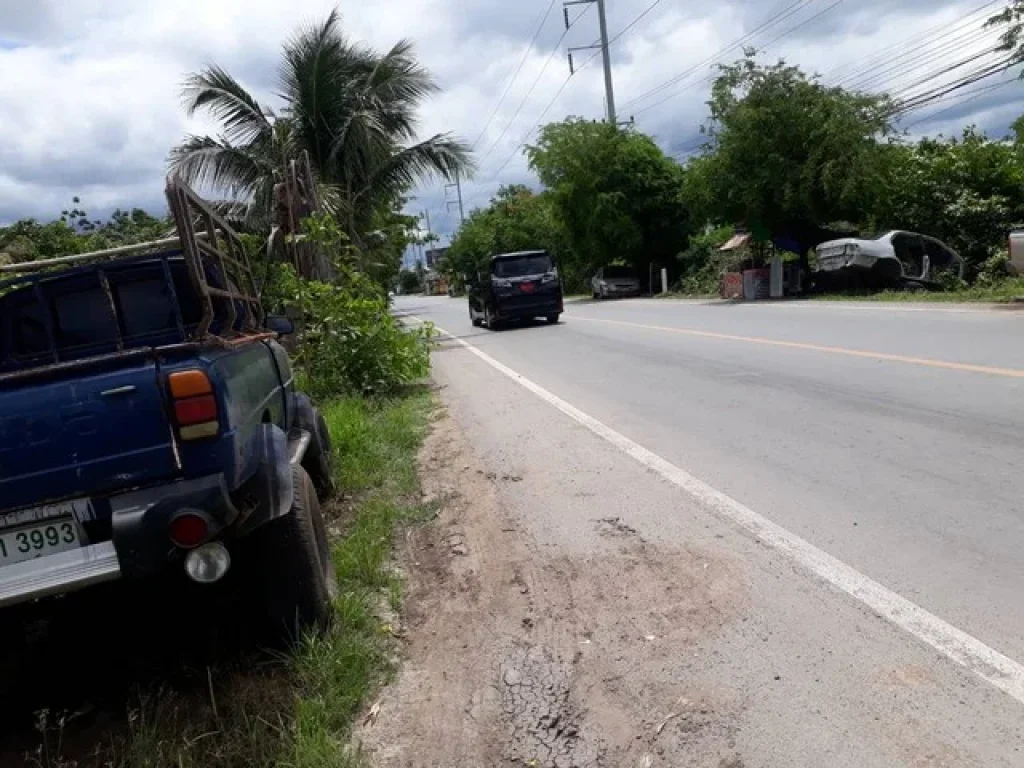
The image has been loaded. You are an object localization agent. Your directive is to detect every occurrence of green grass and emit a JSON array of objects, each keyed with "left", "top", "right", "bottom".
[
  {"left": 810, "top": 277, "right": 1024, "bottom": 304},
  {"left": 71, "top": 388, "right": 435, "bottom": 768}
]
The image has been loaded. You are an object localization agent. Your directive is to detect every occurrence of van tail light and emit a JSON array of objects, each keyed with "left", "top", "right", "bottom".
[{"left": 168, "top": 370, "right": 219, "bottom": 440}]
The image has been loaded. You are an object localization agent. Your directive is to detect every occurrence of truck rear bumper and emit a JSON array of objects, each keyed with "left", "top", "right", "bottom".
[{"left": 0, "top": 542, "right": 120, "bottom": 608}]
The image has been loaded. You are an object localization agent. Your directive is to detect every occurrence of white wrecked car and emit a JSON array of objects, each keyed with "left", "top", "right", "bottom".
[{"left": 815, "top": 231, "right": 963, "bottom": 287}]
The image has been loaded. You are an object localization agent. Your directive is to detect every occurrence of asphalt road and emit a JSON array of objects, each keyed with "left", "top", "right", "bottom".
[{"left": 398, "top": 294, "right": 1024, "bottom": 766}]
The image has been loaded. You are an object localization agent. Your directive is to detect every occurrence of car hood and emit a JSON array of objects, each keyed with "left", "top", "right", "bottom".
[{"left": 816, "top": 238, "right": 893, "bottom": 256}]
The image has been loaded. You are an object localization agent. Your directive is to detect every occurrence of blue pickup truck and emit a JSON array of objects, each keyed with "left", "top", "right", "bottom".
[{"left": 0, "top": 179, "right": 336, "bottom": 639}]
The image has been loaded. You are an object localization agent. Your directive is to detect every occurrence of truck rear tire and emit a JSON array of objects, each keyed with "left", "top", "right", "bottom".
[
  {"left": 252, "top": 465, "right": 336, "bottom": 641},
  {"left": 303, "top": 409, "right": 336, "bottom": 501}
]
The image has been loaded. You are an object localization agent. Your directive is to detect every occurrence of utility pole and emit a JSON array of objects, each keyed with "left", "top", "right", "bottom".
[
  {"left": 444, "top": 171, "right": 465, "bottom": 223},
  {"left": 564, "top": 0, "right": 617, "bottom": 125},
  {"left": 595, "top": 0, "right": 615, "bottom": 125}
]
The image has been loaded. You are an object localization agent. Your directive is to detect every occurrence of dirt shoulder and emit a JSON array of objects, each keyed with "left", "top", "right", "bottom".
[{"left": 357, "top": 401, "right": 746, "bottom": 768}]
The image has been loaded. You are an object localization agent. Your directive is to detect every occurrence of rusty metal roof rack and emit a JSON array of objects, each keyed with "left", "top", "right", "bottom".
[{"left": 165, "top": 175, "right": 265, "bottom": 341}]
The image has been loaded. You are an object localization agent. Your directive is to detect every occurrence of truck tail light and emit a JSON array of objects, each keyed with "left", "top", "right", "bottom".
[
  {"left": 168, "top": 370, "right": 219, "bottom": 440},
  {"left": 169, "top": 511, "right": 209, "bottom": 548}
]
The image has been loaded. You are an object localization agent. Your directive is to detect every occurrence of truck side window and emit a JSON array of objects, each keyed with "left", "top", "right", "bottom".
[{"left": 52, "top": 283, "right": 119, "bottom": 351}]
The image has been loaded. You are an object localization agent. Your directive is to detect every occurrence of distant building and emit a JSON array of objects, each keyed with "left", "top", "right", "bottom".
[{"left": 425, "top": 246, "right": 449, "bottom": 269}]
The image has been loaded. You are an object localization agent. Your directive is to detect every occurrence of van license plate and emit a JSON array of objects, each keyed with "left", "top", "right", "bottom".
[
  {"left": 520, "top": 282, "right": 536, "bottom": 293},
  {"left": 0, "top": 520, "right": 81, "bottom": 566}
]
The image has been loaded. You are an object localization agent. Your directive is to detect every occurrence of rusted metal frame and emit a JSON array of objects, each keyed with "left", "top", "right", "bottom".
[
  {"left": 158, "top": 255, "right": 186, "bottom": 339},
  {"left": 166, "top": 182, "right": 216, "bottom": 338},
  {"left": 31, "top": 283, "right": 59, "bottom": 364},
  {"left": 199, "top": 205, "right": 239, "bottom": 334},
  {"left": 0, "top": 342, "right": 202, "bottom": 386},
  {"left": 95, "top": 268, "right": 124, "bottom": 352}
]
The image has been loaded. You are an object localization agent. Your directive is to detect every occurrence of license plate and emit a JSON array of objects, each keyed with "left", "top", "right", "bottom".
[
  {"left": 0, "top": 519, "right": 82, "bottom": 566},
  {"left": 520, "top": 282, "right": 536, "bottom": 293}
]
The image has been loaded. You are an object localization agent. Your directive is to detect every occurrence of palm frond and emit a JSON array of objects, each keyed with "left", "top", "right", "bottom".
[
  {"left": 359, "top": 134, "right": 474, "bottom": 202},
  {"left": 167, "top": 134, "right": 274, "bottom": 199},
  {"left": 182, "top": 65, "right": 273, "bottom": 146}
]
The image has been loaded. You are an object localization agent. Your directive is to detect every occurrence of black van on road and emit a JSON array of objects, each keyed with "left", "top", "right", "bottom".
[{"left": 468, "top": 250, "right": 563, "bottom": 330}]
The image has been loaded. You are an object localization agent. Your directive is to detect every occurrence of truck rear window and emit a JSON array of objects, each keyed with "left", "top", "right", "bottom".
[{"left": 0, "top": 258, "right": 203, "bottom": 368}]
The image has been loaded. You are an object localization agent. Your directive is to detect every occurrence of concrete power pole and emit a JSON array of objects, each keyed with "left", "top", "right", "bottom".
[
  {"left": 445, "top": 171, "right": 465, "bottom": 224},
  {"left": 595, "top": 0, "right": 616, "bottom": 125},
  {"left": 565, "top": 0, "right": 617, "bottom": 125}
]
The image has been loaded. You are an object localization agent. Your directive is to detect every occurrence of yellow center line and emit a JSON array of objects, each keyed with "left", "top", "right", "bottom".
[{"left": 573, "top": 316, "right": 1024, "bottom": 379}]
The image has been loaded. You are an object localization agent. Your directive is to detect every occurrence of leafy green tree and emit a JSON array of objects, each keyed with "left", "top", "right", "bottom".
[
  {"left": 168, "top": 11, "right": 471, "bottom": 244},
  {"left": 526, "top": 119, "right": 690, "bottom": 286},
  {"left": 988, "top": 2, "right": 1024, "bottom": 68},
  {"left": 443, "top": 185, "right": 571, "bottom": 285},
  {"left": 691, "top": 58, "right": 892, "bottom": 265},
  {"left": 0, "top": 202, "right": 170, "bottom": 264},
  {"left": 870, "top": 128, "right": 1024, "bottom": 277}
]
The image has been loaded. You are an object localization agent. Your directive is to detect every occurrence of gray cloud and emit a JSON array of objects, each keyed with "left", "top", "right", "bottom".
[{"left": 0, "top": 0, "right": 1020, "bottom": 231}]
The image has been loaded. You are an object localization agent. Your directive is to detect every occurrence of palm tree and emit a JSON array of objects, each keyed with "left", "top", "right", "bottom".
[{"left": 168, "top": 10, "right": 471, "bottom": 243}]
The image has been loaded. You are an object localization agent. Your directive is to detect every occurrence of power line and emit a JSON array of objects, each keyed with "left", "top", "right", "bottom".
[
  {"left": 490, "top": 49, "right": 603, "bottom": 180},
  {"left": 606, "top": 0, "right": 665, "bottom": 47},
  {"left": 631, "top": 0, "right": 845, "bottom": 118},
  {"left": 476, "top": 4, "right": 593, "bottom": 166},
  {"left": 902, "top": 76, "right": 1017, "bottom": 128},
  {"left": 889, "top": 54, "right": 1017, "bottom": 117},
  {"left": 824, "top": 0, "right": 1001, "bottom": 83},
  {"left": 471, "top": 0, "right": 558, "bottom": 150},
  {"left": 618, "top": 0, "right": 816, "bottom": 114},
  {"left": 832, "top": 0, "right": 1002, "bottom": 88}
]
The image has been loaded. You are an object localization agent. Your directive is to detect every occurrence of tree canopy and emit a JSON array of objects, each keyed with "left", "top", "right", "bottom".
[
  {"left": 168, "top": 10, "right": 472, "bottom": 245},
  {"left": 686, "top": 58, "right": 893, "bottom": 260},
  {"left": 526, "top": 119, "right": 690, "bottom": 285},
  {"left": 442, "top": 185, "right": 568, "bottom": 284}
]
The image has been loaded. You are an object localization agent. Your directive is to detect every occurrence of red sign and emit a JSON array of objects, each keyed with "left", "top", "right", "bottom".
[{"left": 520, "top": 282, "right": 536, "bottom": 293}]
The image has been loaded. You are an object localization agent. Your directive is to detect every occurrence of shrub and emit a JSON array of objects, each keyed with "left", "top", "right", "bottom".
[{"left": 272, "top": 265, "right": 432, "bottom": 398}]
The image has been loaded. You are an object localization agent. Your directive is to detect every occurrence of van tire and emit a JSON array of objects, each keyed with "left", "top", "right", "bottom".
[
  {"left": 252, "top": 465, "right": 335, "bottom": 641},
  {"left": 303, "top": 409, "right": 335, "bottom": 501},
  {"left": 470, "top": 305, "right": 482, "bottom": 327},
  {"left": 546, "top": 314, "right": 560, "bottom": 324},
  {"left": 485, "top": 306, "right": 501, "bottom": 331}
]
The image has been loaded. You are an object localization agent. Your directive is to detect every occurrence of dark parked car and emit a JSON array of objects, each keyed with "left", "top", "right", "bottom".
[
  {"left": 468, "top": 250, "right": 563, "bottom": 330},
  {"left": 591, "top": 265, "right": 641, "bottom": 299}
]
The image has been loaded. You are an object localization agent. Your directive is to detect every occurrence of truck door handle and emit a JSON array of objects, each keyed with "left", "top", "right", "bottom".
[{"left": 100, "top": 385, "right": 137, "bottom": 397}]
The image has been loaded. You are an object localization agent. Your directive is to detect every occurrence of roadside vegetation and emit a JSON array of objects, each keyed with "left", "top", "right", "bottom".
[
  {"left": 2, "top": 9, "right": 448, "bottom": 768},
  {"left": 442, "top": 6, "right": 1024, "bottom": 300}
]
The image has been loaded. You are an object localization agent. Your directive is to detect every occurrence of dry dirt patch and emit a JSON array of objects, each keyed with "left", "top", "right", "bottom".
[{"left": 358, "top": 404, "right": 748, "bottom": 767}]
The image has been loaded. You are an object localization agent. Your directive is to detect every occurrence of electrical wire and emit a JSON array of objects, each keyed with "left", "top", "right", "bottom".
[
  {"left": 824, "top": 0, "right": 1000, "bottom": 83},
  {"left": 606, "top": 0, "right": 665, "bottom": 47},
  {"left": 902, "top": 76, "right": 1017, "bottom": 128},
  {"left": 471, "top": 0, "right": 558, "bottom": 150},
  {"left": 631, "top": 0, "right": 846, "bottom": 118},
  {"left": 832, "top": 0, "right": 1002, "bottom": 88},
  {"left": 476, "top": 4, "right": 593, "bottom": 166},
  {"left": 618, "top": 0, "right": 817, "bottom": 114},
  {"left": 489, "top": 49, "right": 603, "bottom": 180}
]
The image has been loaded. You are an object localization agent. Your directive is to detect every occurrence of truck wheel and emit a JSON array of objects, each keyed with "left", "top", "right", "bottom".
[
  {"left": 253, "top": 465, "right": 336, "bottom": 641},
  {"left": 470, "top": 304, "right": 482, "bottom": 327},
  {"left": 303, "top": 409, "right": 336, "bottom": 501}
]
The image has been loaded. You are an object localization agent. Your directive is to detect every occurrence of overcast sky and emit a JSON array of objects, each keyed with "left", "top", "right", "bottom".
[{"left": 1, "top": 0, "right": 1021, "bottom": 243}]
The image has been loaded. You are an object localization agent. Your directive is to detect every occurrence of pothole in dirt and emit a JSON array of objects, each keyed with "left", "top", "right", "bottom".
[{"left": 498, "top": 644, "right": 605, "bottom": 768}]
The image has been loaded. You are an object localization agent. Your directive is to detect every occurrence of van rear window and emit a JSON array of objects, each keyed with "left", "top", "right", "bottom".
[{"left": 493, "top": 253, "right": 552, "bottom": 278}]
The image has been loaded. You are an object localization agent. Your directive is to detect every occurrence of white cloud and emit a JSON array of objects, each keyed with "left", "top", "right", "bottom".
[{"left": 0, "top": 0, "right": 1019, "bottom": 233}]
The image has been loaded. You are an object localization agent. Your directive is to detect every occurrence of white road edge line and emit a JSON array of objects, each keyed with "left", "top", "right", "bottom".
[{"left": 413, "top": 315, "right": 1024, "bottom": 707}]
